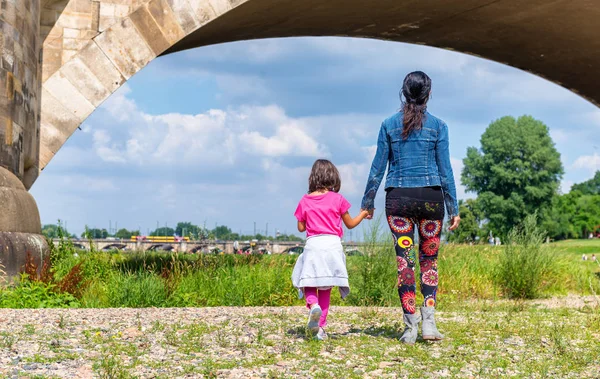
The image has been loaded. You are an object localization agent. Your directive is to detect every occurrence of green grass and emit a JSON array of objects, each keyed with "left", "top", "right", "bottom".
[{"left": 1, "top": 236, "right": 599, "bottom": 309}]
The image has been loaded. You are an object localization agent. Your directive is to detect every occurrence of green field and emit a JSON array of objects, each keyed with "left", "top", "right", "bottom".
[{"left": 1, "top": 237, "right": 599, "bottom": 309}]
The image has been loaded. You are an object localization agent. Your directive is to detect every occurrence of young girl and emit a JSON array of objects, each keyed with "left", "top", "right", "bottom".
[{"left": 292, "top": 159, "right": 369, "bottom": 340}]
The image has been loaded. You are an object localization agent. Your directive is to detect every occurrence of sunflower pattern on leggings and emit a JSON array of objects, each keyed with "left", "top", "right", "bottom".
[{"left": 386, "top": 213, "right": 443, "bottom": 314}]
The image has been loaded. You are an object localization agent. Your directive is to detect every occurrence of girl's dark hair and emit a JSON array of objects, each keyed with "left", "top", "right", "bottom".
[
  {"left": 400, "top": 71, "right": 432, "bottom": 139},
  {"left": 308, "top": 159, "right": 341, "bottom": 193}
]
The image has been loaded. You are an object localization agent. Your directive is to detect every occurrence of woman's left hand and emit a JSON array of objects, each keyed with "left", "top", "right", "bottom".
[
  {"left": 448, "top": 215, "right": 461, "bottom": 230},
  {"left": 362, "top": 209, "right": 374, "bottom": 220}
]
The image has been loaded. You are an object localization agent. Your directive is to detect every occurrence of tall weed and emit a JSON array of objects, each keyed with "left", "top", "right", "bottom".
[
  {"left": 345, "top": 218, "right": 396, "bottom": 306},
  {"left": 496, "top": 214, "right": 555, "bottom": 299}
]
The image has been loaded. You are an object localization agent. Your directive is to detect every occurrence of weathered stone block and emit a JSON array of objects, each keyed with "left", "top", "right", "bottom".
[
  {"left": 61, "top": 49, "right": 78, "bottom": 63},
  {"left": 207, "top": 0, "right": 231, "bottom": 15},
  {"left": 38, "top": 143, "right": 55, "bottom": 171},
  {"left": 63, "top": 37, "right": 89, "bottom": 50},
  {"left": 187, "top": 0, "right": 217, "bottom": 22},
  {"left": 43, "top": 71, "right": 95, "bottom": 119},
  {"left": 60, "top": 57, "right": 112, "bottom": 107},
  {"left": 39, "top": 88, "right": 82, "bottom": 148},
  {"left": 94, "top": 17, "right": 155, "bottom": 79},
  {"left": 57, "top": 11, "right": 93, "bottom": 29},
  {"left": 130, "top": 5, "right": 171, "bottom": 55},
  {"left": 165, "top": 0, "right": 201, "bottom": 33},
  {"left": 147, "top": 0, "right": 185, "bottom": 44},
  {"left": 99, "top": 16, "right": 119, "bottom": 31},
  {"left": 77, "top": 41, "right": 125, "bottom": 93},
  {"left": 63, "top": 27, "right": 81, "bottom": 38},
  {"left": 70, "top": 0, "right": 93, "bottom": 13},
  {"left": 41, "top": 47, "right": 63, "bottom": 82}
]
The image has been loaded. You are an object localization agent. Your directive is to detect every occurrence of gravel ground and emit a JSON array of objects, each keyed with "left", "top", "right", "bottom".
[{"left": 0, "top": 299, "right": 599, "bottom": 378}]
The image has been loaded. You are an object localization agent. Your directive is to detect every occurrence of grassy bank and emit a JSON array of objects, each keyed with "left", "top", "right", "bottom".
[{"left": 1, "top": 235, "right": 599, "bottom": 309}]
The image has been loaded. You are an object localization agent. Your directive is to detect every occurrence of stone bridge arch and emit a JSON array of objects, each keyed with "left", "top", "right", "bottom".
[
  {"left": 1, "top": 0, "right": 599, "bottom": 276},
  {"left": 37, "top": 0, "right": 600, "bottom": 187}
]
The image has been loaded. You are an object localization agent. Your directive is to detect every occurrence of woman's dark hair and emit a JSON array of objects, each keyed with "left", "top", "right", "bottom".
[
  {"left": 308, "top": 159, "right": 341, "bottom": 193},
  {"left": 401, "top": 71, "right": 432, "bottom": 139}
]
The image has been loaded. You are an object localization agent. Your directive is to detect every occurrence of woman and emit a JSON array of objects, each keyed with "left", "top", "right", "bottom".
[{"left": 361, "top": 71, "right": 460, "bottom": 344}]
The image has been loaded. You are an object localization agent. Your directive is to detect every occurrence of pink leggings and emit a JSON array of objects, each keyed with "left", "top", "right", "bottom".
[{"left": 304, "top": 287, "right": 331, "bottom": 328}]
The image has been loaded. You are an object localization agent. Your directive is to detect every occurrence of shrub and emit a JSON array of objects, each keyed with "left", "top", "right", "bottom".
[
  {"left": 496, "top": 214, "right": 555, "bottom": 299},
  {"left": 0, "top": 277, "right": 80, "bottom": 308}
]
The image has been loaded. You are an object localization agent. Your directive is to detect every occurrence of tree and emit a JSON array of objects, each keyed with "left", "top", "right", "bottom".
[
  {"left": 462, "top": 115, "right": 563, "bottom": 237},
  {"left": 42, "top": 224, "right": 60, "bottom": 239},
  {"left": 42, "top": 220, "right": 73, "bottom": 239},
  {"left": 541, "top": 192, "right": 578, "bottom": 240},
  {"left": 82, "top": 227, "right": 109, "bottom": 239},
  {"left": 447, "top": 199, "right": 486, "bottom": 243},
  {"left": 115, "top": 228, "right": 139, "bottom": 239},
  {"left": 571, "top": 194, "right": 600, "bottom": 237},
  {"left": 571, "top": 171, "right": 600, "bottom": 195},
  {"left": 150, "top": 227, "right": 175, "bottom": 237},
  {"left": 213, "top": 225, "right": 233, "bottom": 240}
]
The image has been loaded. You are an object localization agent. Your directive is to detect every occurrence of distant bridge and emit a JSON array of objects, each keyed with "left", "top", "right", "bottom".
[{"left": 55, "top": 239, "right": 364, "bottom": 254}]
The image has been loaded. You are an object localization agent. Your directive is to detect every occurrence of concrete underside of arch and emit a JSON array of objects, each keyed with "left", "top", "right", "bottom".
[{"left": 165, "top": 0, "right": 599, "bottom": 104}]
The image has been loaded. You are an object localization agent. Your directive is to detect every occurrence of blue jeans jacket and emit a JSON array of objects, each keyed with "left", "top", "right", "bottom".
[{"left": 360, "top": 111, "right": 459, "bottom": 218}]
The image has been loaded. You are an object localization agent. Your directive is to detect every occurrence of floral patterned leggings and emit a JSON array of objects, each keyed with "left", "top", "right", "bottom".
[{"left": 385, "top": 187, "right": 445, "bottom": 314}]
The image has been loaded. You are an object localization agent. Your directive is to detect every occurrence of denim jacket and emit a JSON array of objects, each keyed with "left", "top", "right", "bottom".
[{"left": 360, "top": 111, "right": 459, "bottom": 218}]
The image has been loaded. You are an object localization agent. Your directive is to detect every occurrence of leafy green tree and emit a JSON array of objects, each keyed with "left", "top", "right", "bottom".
[
  {"left": 571, "top": 195, "right": 600, "bottom": 237},
  {"left": 541, "top": 192, "right": 579, "bottom": 240},
  {"left": 42, "top": 224, "right": 60, "bottom": 239},
  {"left": 571, "top": 171, "right": 600, "bottom": 195},
  {"left": 275, "top": 234, "right": 304, "bottom": 242},
  {"left": 447, "top": 199, "right": 486, "bottom": 243},
  {"left": 213, "top": 225, "right": 233, "bottom": 240},
  {"left": 462, "top": 116, "right": 563, "bottom": 237},
  {"left": 82, "top": 227, "right": 109, "bottom": 239},
  {"left": 175, "top": 222, "right": 196, "bottom": 237},
  {"left": 42, "top": 220, "right": 73, "bottom": 239},
  {"left": 115, "top": 228, "right": 139, "bottom": 239},
  {"left": 150, "top": 227, "right": 175, "bottom": 237}
]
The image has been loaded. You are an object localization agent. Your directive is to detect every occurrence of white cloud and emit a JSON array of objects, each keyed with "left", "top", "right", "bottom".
[
  {"left": 91, "top": 98, "right": 326, "bottom": 168},
  {"left": 93, "top": 130, "right": 126, "bottom": 163},
  {"left": 450, "top": 157, "right": 470, "bottom": 201},
  {"left": 102, "top": 85, "right": 137, "bottom": 122},
  {"left": 550, "top": 129, "right": 569, "bottom": 143},
  {"left": 572, "top": 153, "right": 600, "bottom": 173},
  {"left": 560, "top": 180, "right": 574, "bottom": 194}
]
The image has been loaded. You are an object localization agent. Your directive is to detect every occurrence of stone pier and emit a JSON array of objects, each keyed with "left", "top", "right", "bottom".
[{"left": 0, "top": 1, "right": 47, "bottom": 277}]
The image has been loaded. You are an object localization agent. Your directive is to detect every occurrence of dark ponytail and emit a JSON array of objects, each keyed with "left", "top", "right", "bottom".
[{"left": 400, "top": 71, "right": 432, "bottom": 139}]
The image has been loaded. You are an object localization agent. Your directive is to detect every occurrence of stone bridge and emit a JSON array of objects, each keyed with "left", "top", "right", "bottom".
[
  {"left": 1, "top": 0, "right": 599, "bottom": 276},
  {"left": 58, "top": 239, "right": 362, "bottom": 254}
]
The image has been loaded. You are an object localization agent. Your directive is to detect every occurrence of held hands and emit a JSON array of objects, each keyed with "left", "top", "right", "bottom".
[
  {"left": 360, "top": 209, "right": 375, "bottom": 220},
  {"left": 448, "top": 215, "right": 461, "bottom": 231}
]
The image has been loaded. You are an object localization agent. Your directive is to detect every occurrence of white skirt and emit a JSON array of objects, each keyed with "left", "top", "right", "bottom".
[{"left": 291, "top": 235, "right": 350, "bottom": 299}]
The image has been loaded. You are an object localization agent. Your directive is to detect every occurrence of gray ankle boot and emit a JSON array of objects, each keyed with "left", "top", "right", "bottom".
[
  {"left": 399, "top": 313, "right": 421, "bottom": 344},
  {"left": 421, "top": 306, "right": 444, "bottom": 341}
]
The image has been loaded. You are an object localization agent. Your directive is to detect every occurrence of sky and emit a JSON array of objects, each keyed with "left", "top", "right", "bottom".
[{"left": 31, "top": 37, "right": 600, "bottom": 239}]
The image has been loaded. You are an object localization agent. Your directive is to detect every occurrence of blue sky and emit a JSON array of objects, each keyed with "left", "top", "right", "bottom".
[{"left": 31, "top": 37, "right": 600, "bottom": 238}]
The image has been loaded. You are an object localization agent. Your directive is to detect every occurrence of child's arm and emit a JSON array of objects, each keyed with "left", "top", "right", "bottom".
[
  {"left": 342, "top": 210, "right": 369, "bottom": 229},
  {"left": 297, "top": 221, "right": 306, "bottom": 233}
]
